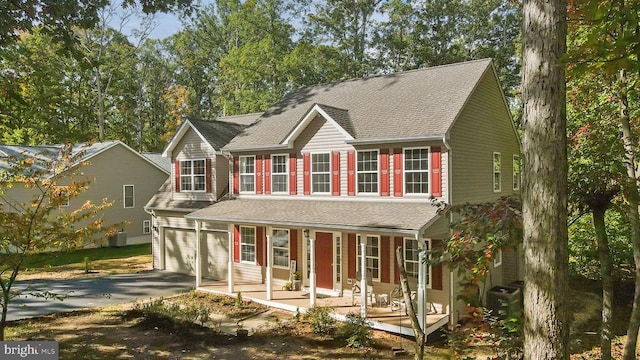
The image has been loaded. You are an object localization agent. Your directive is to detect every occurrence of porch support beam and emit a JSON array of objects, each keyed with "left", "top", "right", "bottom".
[
  {"left": 266, "top": 231, "right": 273, "bottom": 301},
  {"left": 227, "top": 225, "right": 234, "bottom": 293},
  {"left": 195, "top": 220, "right": 202, "bottom": 288},
  {"left": 360, "top": 239, "right": 367, "bottom": 318},
  {"left": 309, "top": 234, "right": 316, "bottom": 307}
]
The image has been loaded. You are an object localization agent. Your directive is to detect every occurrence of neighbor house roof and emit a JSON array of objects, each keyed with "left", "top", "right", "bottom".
[
  {"left": 142, "top": 153, "right": 171, "bottom": 173},
  {"left": 224, "top": 58, "right": 493, "bottom": 150},
  {"left": 185, "top": 198, "right": 441, "bottom": 235},
  {"left": 162, "top": 118, "right": 247, "bottom": 158}
]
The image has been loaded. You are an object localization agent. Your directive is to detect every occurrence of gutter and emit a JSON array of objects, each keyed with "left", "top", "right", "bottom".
[{"left": 346, "top": 135, "right": 446, "bottom": 146}]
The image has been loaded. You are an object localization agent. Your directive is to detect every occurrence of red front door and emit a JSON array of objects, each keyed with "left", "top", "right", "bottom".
[{"left": 315, "top": 232, "right": 333, "bottom": 289}]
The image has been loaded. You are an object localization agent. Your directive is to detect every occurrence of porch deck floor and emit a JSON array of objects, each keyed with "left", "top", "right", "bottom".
[{"left": 198, "top": 280, "right": 449, "bottom": 337}]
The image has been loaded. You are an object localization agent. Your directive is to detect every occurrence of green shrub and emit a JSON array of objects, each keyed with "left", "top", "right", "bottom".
[
  {"left": 336, "top": 312, "right": 373, "bottom": 348},
  {"left": 130, "top": 297, "right": 211, "bottom": 326},
  {"left": 235, "top": 292, "right": 243, "bottom": 308},
  {"left": 305, "top": 306, "right": 336, "bottom": 335}
]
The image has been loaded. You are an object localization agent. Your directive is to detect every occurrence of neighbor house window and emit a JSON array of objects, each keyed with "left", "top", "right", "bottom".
[
  {"left": 123, "top": 185, "right": 134, "bottom": 208},
  {"left": 357, "top": 150, "right": 378, "bottom": 193},
  {"left": 513, "top": 154, "right": 521, "bottom": 191},
  {"left": 271, "top": 154, "right": 288, "bottom": 193},
  {"left": 180, "top": 159, "right": 206, "bottom": 192},
  {"left": 272, "top": 228, "right": 289, "bottom": 267},
  {"left": 311, "top": 153, "right": 331, "bottom": 193},
  {"left": 143, "top": 220, "right": 151, "bottom": 234},
  {"left": 404, "top": 147, "right": 429, "bottom": 194},
  {"left": 494, "top": 249, "right": 503, "bottom": 267},
  {"left": 357, "top": 235, "right": 380, "bottom": 281},
  {"left": 240, "top": 226, "right": 256, "bottom": 262},
  {"left": 54, "top": 186, "right": 69, "bottom": 207},
  {"left": 493, "top": 152, "right": 501, "bottom": 192},
  {"left": 404, "top": 238, "right": 431, "bottom": 287},
  {"left": 239, "top": 156, "right": 255, "bottom": 193}
]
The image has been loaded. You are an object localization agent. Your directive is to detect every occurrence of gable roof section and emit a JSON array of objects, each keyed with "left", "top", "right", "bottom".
[
  {"left": 162, "top": 118, "right": 246, "bottom": 158},
  {"left": 281, "top": 103, "right": 355, "bottom": 147},
  {"left": 224, "top": 59, "right": 493, "bottom": 150}
]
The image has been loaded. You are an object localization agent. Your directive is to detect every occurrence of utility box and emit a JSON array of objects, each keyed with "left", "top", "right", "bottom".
[
  {"left": 486, "top": 285, "right": 521, "bottom": 318},
  {"left": 108, "top": 232, "right": 127, "bottom": 247}
]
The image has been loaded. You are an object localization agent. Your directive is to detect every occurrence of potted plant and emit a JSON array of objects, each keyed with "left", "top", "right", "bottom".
[
  {"left": 292, "top": 272, "right": 301, "bottom": 291},
  {"left": 282, "top": 281, "right": 293, "bottom": 291}
]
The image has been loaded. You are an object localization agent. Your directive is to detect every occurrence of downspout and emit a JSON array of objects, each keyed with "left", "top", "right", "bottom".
[
  {"left": 443, "top": 135, "right": 457, "bottom": 326},
  {"left": 144, "top": 208, "right": 156, "bottom": 269}
]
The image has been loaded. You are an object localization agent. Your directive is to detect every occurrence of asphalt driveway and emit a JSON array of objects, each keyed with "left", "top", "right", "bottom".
[{"left": 8, "top": 271, "right": 194, "bottom": 321}]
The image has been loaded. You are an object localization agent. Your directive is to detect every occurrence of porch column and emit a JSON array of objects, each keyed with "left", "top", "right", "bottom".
[
  {"left": 266, "top": 231, "right": 273, "bottom": 301},
  {"left": 418, "top": 249, "right": 427, "bottom": 330},
  {"left": 227, "top": 225, "right": 234, "bottom": 293},
  {"left": 309, "top": 234, "right": 316, "bottom": 307},
  {"left": 195, "top": 220, "right": 202, "bottom": 288},
  {"left": 360, "top": 239, "right": 367, "bottom": 318}
]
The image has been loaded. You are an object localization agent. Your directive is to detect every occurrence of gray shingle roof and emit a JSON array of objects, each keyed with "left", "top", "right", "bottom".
[
  {"left": 217, "top": 113, "right": 262, "bottom": 126},
  {"left": 187, "top": 118, "right": 247, "bottom": 150},
  {"left": 224, "top": 59, "right": 492, "bottom": 150},
  {"left": 185, "top": 198, "right": 440, "bottom": 234},
  {"left": 142, "top": 153, "right": 171, "bottom": 173},
  {"left": 145, "top": 178, "right": 213, "bottom": 212}
]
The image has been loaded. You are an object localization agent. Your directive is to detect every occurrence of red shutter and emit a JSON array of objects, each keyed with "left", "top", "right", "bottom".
[
  {"left": 348, "top": 233, "right": 356, "bottom": 279},
  {"left": 175, "top": 161, "right": 180, "bottom": 193},
  {"left": 256, "top": 156, "right": 263, "bottom": 194},
  {"left": 393, "top": 148, "right": 403, "bottom": 197},
  {"left": 205, "top": 158, "right": 212, "bottom": 193},
  {"left": 394, "top": 237, "right": 402, "bottom": 284},
  {"left": 431, "top": 147, "right": 442, "bottom": 197},
  {"left": 381, "top": 235, "right": 390, "bottom": 283},
  {"left": 431, "top": 239, "right": 443, "bottom": 290},
  {"left": 380, "top": 150, "right": 390, "bottom": 196},
  {"left": 233, "top": 225, "right": 240, "bottom": 263},
  {"left": 256, "top": 226, "right": 264, "bottom": 266},
  {"left": 347, "top": 151, "right": 356, "bottom": 196},
  {"left": 264, "top": 157, "right": 272, "bottom": 194},
  {"left": 332, "top": 151, "right": 340, "bottom": 196},
  {"left": 289, "top": 155, "right": 297, "bottom": 195},
  {"left": 290, "top": 229, "right": 298, "bottom": 262},
  {"left": 303, "top": 153, "right": 311, "bottom": 195},
  {"left": 233, "top": 158, "right": 239, "bottom": 194}
]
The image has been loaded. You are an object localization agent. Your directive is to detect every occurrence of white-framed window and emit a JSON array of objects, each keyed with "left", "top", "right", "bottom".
[
  {"left": 357, "top": 150, "right": 378, "bottom": 193},
  {"left": 513, "top": 154, "right": 521, "bottom": 191},
  {"left": 180, "top": 159, "right": 206, "bottom": 192},
  {"left": 272, "top": 228, "right": 289, "bottom": 268},
  {"left": 54, "top": 186, "right": 69, "bottom": 207},
  {"left": 494, "top": 249, "right": 503, "bottom": 267},
  {"left": 404, "top": 147, "right": 430, "bottom": 194},
  {"left": 143, "top": 220, "right": 151, "bottom": 234},
  {"left": 404, "top": 238, "right": 432, "bottom": 287},
  {"left": 123, "top": 185, "right": 134, "bottom": 208},
  {"left": 493, "top": 152, "right": 501, "bottom": 192},
  {"left": 239, "top": 156, "right": 255, "bottom": 193},
  {"left": 311, "top": 153, "right": 331, "bottom": 193},
  {"left": 357, "top": 235, "right": 380, "bottom": 281},
  {"left": 240, "top": 226, "right": 256, "bottom": 263},
  {"left": 271, "top": 154, "right": 288, "bottom": 193}
]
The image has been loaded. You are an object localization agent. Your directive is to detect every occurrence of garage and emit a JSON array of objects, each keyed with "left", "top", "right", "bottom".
[{"left": 163, "top": 228, "right": 229, "bottom": 280}]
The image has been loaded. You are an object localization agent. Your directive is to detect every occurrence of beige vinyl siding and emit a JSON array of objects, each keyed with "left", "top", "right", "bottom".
[
  {"left": 449, "top": 68, "right": 521, "bottom": 204},
  {"left": 172, "top": 128, "right": 217, "bottom": 202}
]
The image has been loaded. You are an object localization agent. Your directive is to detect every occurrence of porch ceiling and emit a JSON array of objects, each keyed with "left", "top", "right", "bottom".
[{"left": 184, "top": 198, "right": 440, "bottom": 235}]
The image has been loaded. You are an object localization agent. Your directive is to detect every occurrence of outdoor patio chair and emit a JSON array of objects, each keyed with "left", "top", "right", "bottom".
[
  {"left": 389, "top": 286, "right": 417, "bottom": 314},
  {"left": 352, "top": 270, "right": 375, "bottom": 306}
]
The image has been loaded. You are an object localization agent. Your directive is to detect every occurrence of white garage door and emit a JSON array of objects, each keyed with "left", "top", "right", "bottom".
[
  {"left": 203, "top": 231, "right": 229, "bottom": 280},
  {"left": 164, "top": 228, "right": 229, "bottom": 279}
]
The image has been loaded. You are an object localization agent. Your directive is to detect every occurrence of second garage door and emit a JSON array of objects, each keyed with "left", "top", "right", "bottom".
[{"left": 164, "top": 228, "right": 229, "bottom": 280}]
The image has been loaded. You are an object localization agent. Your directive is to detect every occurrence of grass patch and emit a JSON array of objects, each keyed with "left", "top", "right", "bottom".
[{"left": 19, "top": 244, "right": 151, "bottom": 270}]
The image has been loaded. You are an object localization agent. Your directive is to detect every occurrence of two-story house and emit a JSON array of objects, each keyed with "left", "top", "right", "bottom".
[{"left": 146, "top": 59, "right": 521, "bottom": 336}]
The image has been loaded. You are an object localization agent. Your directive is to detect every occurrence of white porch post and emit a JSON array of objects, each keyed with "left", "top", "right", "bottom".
[
  {"left": 418, "top": 249, "right": 427, "bottom": 330},
  {"left": 309, "top": 233, "right": 317, "bottom": 307},
  {"left": 227, "top": 225, "right": 234, "bottom": 293},
  {"left": 360, "top": 239, "right": 367, "bottom": 318},
  {"left": 266, "top": 231, "right": 273, "bottom": 301},
  {"left": 195, "top": 220, "right": 202, "bottom": 288}
]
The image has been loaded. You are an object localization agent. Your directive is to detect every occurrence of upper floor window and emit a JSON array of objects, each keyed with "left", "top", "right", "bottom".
[
  {"left": 357, "top": 150, "right": 378, "bottom": 193},
  {"left": 312, "top": 153, "right": 331, "bottom": 193},
  {"left": 239, "top": 156, "right": 255, "bottom": 193},
  {"left": 240, "top": 226, "right": 256, "bottom": 263},
  {"left": 357, "top": 235, "right": 380, "bottom": 281},
  {"left": 513, "top": 154, "right": 521, "bottom": 191},
  {"left": 181, "top": 159, "right": 206, "bottom": 192},
  {"left": 123, "top": 185, "right": 135, "bottom": 208},
  {"left": 493, "top": 152, "right": 501, "bottom": 192},
  {"left": 404, "top": 147, "right": 429, "bottom": 194},
  {"left": 272, "top": 228, "right": 290, "bottom": 268},
  {"left": 272, "top": 154, "right": 288, "bottom": 193}
]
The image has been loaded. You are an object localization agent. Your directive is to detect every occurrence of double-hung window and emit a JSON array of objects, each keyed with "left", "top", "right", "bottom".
[
  {"left": 311, "top": 153, "right": 331, "bottom": 193},
  {"left": 357, "top": 235, "right": 380, "bottom": 281},
  {"left": 512, "top": 154, "right": 520, "bottom": 191},
  {"left": 271, "top": 154, "right": 288, "bottom": 193},
  {"left": 143, "top": 220, "right": 151, "bottom": 234},
  {"left": 493, "top": 152, "right": 501, "bottom": 192},
  {"left": 180, "top": 159, "right": 206, "bottom": 192},
  {"left": 123, "top": 185, "right": 135, "bottom": 208},
  {"left": 357, "top": 150, "right": 378, "bottom": 193},
  {"left": 404, "top": 147, "right": 429, "bottom": 194},
  {"left": 272, "top": 228, "right": 289, "bottom": 267},
  {"left": 404, "top": 238, "right": 431, "bottom": 287},
  {"left": 240, "top": 226, "right": 256, "bottom": 262},
  {"left": 239, "top": 156, "right": 255, "bottom": 193}
]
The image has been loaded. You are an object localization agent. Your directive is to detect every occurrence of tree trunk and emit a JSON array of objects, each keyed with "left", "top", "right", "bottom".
[
  {"left": 593, "top": 206, "right": 613, "bottom": 360},
  {"left": 618, "top": 68, "right": 640, "bottom": 360},
  {"left": 521, "top": 0, "right": 569, "bottom": 359},
  {"left": 395, "top": 246, "right": 425, "bottom": 360}
]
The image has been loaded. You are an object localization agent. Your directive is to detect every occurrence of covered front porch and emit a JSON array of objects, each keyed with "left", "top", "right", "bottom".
[{"left": 198, "top": 280, "right": 450, "bottom": 337}]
